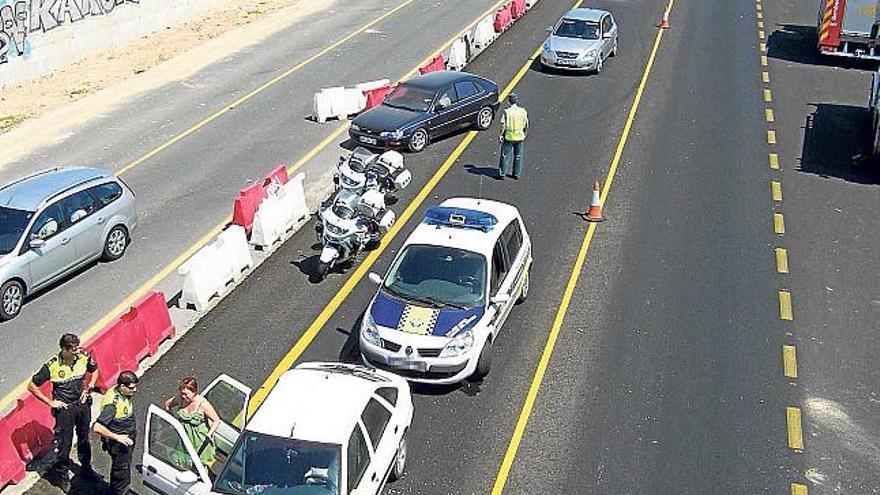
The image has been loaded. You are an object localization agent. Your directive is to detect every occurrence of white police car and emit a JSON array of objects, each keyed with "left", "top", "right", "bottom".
[
  {"left": 139, "top": 363, "right": 413, "bottom": 495},
  {"left": 360, "top": 198, "right": 532, "bottom": 384}
]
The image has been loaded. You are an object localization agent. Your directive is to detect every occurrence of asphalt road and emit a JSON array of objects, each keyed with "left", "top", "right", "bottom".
[{"left": 0, "top": 0, "right": 507, "bottom": 401}]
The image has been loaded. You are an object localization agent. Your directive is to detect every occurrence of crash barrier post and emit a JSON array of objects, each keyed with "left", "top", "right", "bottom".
[
  {"left": 0, "top": 415, "right": 27, "bottom": 489},
  {"left": 135, "top": 292, "right": 176, "bottom": 354},
  {"left": 179, "top": 240, "right": 235, "bottom": 311},
  {"left": 0, "top": 381, "right": 55, "bottom": 489},
  {"left": 364, "top": 84, "right": 397, "bottom": 110},
  {"left": 473, "top": 14, "right": 497, "bottom": 49},
  {"left": 232, "top": 183, "right": 267, "bottom": 237},
  {"left": 447, "top": 37, "right": 468, "bottom": 71},
  {"left": 511, "top": 0, "right": 526, "bottom": 18},
  {"left": 494, "top": 3, "right": 513, "bottom": 32},
  {"left": 313, "top": 86, "right": 365, "bottom": 123},
  {"left": 263, "top": 165, "right": 289, "bottom": 187},
  {"left": 250, "top": 173, "right": 310, "bottom": 249},
  {"left": 418, "top": 54, "right": 446, "bottom": 75}
]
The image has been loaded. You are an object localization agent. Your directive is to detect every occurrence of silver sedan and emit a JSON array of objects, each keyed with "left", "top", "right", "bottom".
[{"left": 540, "top": 8, "right": 618, "bottom": 73}]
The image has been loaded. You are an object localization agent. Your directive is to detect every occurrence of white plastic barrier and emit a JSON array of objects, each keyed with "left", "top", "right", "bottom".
[
  {"left": 355, "top": 79, "right": 392, "bottom": 93},
  {"left": 447, "top": 37, "right": 468, "bottom": 71},
  {"left": 314, "top": 87, "right": 342, "bottom": 123},
  {"left": 314, "top": 86, "right": 368, "bottom": 123},
  {"left": 250, "top": 173, "right": 310, "bottom": 249},
  {"left": 473, "top": 14, "right": 496, "bottom": 49},
  {"left": 178, "top": 226, "right": 251, "bottom": 311},
  {"left": 526, "top": 0, "right": 539, "bottom": 8},
  {"left": 216, "top": 225, "right": 253, "bottom": 280}
]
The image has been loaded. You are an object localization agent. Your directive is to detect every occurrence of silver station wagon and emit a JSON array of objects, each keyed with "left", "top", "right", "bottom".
[{"left": 0, "top": 167, "right": 137, "bottom": 321}]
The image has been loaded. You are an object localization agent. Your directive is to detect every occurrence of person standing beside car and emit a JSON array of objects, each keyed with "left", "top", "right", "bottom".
[
  {"left": 93, "top": 371, "right": 138, "bottom": 495},
  {"left": 163, "top": 376, "right": 221, "bottom": 468},
  {"left": 498, "top": 93, "right": 529, "bottom": 180}
]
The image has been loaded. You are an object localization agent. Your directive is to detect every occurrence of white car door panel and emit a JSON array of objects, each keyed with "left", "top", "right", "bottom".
[
  {"left": 141, "top": 405, "right": 212, "bottom": 495},
  {"left": 201, "top": 374, "right": 252, "bottom": 455}
]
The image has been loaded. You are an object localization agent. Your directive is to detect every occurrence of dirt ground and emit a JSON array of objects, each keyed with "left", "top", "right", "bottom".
[{"left": 0, "top": 0, "right": 312, "bottom": 134}]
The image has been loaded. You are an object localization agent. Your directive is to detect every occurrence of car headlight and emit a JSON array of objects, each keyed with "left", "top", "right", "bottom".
[
  {"left": 542, "top": 41, "right": 551, "bottom": 53},
  {"left": 380, "top": 130, "right": 404, "bottom": 140},
  {"left": 351, "top": 124, "right": 360, "bottom": 131},
  {"left": 439, "top": 329, "right": 474, "bottom": 358},
  {"left": 361, "top": 313, "right": 382, "bottom": 346},
  {"left": 583, "top": 49, "right": 598, "bottom": 59}
]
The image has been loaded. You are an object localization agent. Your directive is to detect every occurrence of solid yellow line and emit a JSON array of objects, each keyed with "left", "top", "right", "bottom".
[
  {"left": 771, "top": 180, "right": 782, "bottom": 202},
  {"left": 115, "top": 0, "right": 419, "bottom": 177},
  {"left": 775, "top": 247, "right": 789, "bottom": 273},
  {"left": 764, "top": 89, "right": 772, "bottom": 102},
  {"left": 247, "top": 33, "right": 544, "bottom": 418},
  {"left": 492, "top": 1, "right": 673, "bottom": 493},
  {"left": 792, "top": 483, "right": 808, "bottom": 495},
  {"left": 762, "top": 71, "right": 770, "bottom": 83},
  {"left": 760, "top": 42, "right": 767, "bottom": 53},
  {"left": 769, "top": 152, "right": 779, "bottom": 169},
  {"left": 779, "top": 290, "right": 793, "bottom": 320},
  {"left": 787, "top": 406, "right": 804, "bottom": 450},
  {"left": 761, "top": 55, "right": 769, "bottom": 66},
  {"left": 774, "top": 212, "right": 785, "bottom": 234},
  {"left": 757, "top": 11, "right": 763, "bottom": 19},
  {"left": 765, "top": 108, "right": 775, "bottom": 122},
  {"left": 759, "top": 30, "right": 766, "bottom": 39},
  {"left": 767, "top": 129, "right": 776, "bottom": 144},
  {"left": 783, "top": 345, "right": 798, "bottom": 378}
]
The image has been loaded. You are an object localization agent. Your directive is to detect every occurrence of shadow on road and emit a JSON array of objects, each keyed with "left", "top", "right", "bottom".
[
  {"left": 767, "top": 24, "right": 879, "bottom": 70},
  {"left": 800, "top": 103, "right": 880, "bottom": 184}
]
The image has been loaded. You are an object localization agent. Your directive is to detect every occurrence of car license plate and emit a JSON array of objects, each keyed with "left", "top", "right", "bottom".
[
  {"left": 359, "top": 136, "right": 378, "bottom": 145},
  {"left": 387, "top": 357, "right": 427, "bottom": 371},
  {"left": 557, "top": 59, "right": 577, "bottom": 66}
]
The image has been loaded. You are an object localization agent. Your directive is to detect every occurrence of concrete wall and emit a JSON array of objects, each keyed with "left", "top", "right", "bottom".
[{"left": 0, "top": 0, "right": 230, "bottom": 87}]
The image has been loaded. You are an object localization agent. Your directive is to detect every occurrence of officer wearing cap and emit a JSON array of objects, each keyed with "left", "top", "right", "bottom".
[
  {"left": 498, "top": 93, "right": 529, "bottom": 180},
  {"left": 93, "top": 370, "right": 138, "bottom": 495},
  {"left": 28, "top": 333, "right": 101, "bottom": 490}
]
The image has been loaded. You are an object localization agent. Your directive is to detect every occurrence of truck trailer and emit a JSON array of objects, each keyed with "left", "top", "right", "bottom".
[{"left": 817, "top": 0, "right": 880, "bottom": 59}]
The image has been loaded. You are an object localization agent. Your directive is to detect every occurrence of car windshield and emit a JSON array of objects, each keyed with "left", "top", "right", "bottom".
[
  {"left": 554, "top": 18, "right": 600, "bottom": 40},
  {"left": 384, "top": 84, "right": 436, "bottom": 112},
  {"left": 0, "top": 207, "right": 33, "bottom": 255},
  {"left": 215, "top": 432, "right": 341, "bottom": 495},
  {"left": 383, "top": 244, "right": 487, "bottom": 308}
]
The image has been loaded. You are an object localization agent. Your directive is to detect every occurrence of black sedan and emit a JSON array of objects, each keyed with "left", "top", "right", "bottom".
[{"left": 349, "top": 71, "right": 500, "bottom": 153}]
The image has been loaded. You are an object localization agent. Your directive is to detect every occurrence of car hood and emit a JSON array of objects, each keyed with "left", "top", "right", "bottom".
[
  {"left": 370, "top": 290, "right": 484, "bottom": 338},
  {"left": 546, "top": 35, "right": 601, "bottom": 54},
  {"left": 353, "top": 104, "right": 423, "bottom": 132}
]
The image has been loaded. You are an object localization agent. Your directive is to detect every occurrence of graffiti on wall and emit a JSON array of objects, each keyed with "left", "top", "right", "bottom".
[{"left": 0, "top": 0, "right": 140, "bottom": 64}]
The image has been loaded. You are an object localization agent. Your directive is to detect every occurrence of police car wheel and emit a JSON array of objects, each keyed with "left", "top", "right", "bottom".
[
  {"left": 476, "top": 106, "right": 494, "bottom": 130},
  {"left": 388, "top": 433, "right": 407, "bottom": 481},
  {"left": 102, "top": 225, "right": 129, "bottom": 261},
  {"left": 0, "top": 280, "right": 24, "bottom": 321},
  {"left": 471, "top": 338, "right": 493, "bottom": 381},
  {"left": 516, "top": 269, "right": 530, "bottom": 304},
  {"left": 408, "top": 129, "right": 428, "bottom": 153}
]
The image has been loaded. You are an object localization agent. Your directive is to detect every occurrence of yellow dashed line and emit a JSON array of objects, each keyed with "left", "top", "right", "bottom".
[
  {"left": 792, "top": 483, "right": 808, "bottom": 495},
  {"left": 767, "top": 129, "right": 776, "bottom": 143},
  {"left": 787, "top": 407, "right": 804, "bottom": 450},
  {"left": 762, "top": 71, "right": 770, "bottom": 83},
  {"left": 765, "top": 108, "right": 775, "bottom": 122},
  {"left": 759, "top": 30, "right": 766, "bottom": 39},
  {"left": 775, "top": 247, "right": 789, "bottom": 273},
  {"left": 771, "top": 181, "right": 782, "bottom": 202},
  {"left": 779, "top": 290, "right": 793, "bottom": 320},
  {"left": 761, "top": 55, "right": 769, "bottom": 66},
  {"left": 760, "top": 42, "right": 767, "bottom": 53},
  {"left": 769, "top": 152, "right": 779, "bottom": 169},
  {"left": 764, "top": 89, "right": 772, "bottom": 102},
  {"left": 774, "top": 212, "right": 785, "bottom": 234},
  {"left": 756, "top": 3, "right": 762, "bottom": 11},
  {"left": 757, "top": 11, "right": 763, "bottom": 19},
  {"left": 783, "top": 345, "right": 798, "bottom": 378},
  {"left": 758, "top": 20, "right": 764, "bottom": 29}
]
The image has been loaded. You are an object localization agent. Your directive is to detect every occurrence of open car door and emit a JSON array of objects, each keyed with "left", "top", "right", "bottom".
[
  {"left": 141, "top": 405, "right": 211, "bottom": 495},
  {"left": 201, "top": 374, "right": 252, "bottom": 456}
]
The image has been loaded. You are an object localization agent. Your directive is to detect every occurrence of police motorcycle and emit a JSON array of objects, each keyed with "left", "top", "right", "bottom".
[{"left": 333, "top": 146, "right": 412, "bottom": 198}]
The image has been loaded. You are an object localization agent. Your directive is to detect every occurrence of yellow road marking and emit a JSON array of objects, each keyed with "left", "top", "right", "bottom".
[
  {"left": 775, "top": 247, "right": 789, "bottom": 273},
  {"left": 759, "top": 30, "right": 766, "bottom": 39},
  {"left": 764, "top": 89, "right": 772, "bottom": 102},
  {"left": 792, "top": 483, "right": 808, "bottom": 495},
  {"left": 761, "top": 54, "right": 768, "bottom": 65},
  {"left": 769, "top": 152, "right": 779, "bottom": 169},
  {"left": 760, "top": 42, "right": 767, "bottom": 53},
  {"left": 765, "top": 108, "right": 775, "bottom": 122},
  {"left": 787, "top": 406, "right": 804, "bottom": 450},
  {"left": 783, "top": 345, "right": 797, "bottom": 378},
  {"left": 491, "top": 0, "right": 673, "bottom": 492},
  {"left": 115, "top": 0, "right": 419, "bottom": 177},
  {"left": 779, "top": 290, "right": 793, "bottom": 320},
  {"left": 762, "top": 71, "right": 770, "bottom": 83},
  {"left": 771, "top": 181, "right": 782, "bottom": 202},
  {"left": 758, "top": 21, "right": 764, "bottom": 29},
  {"left": 774, "top": 212, "right": 785, "bottom": 234},
  {"left": 767, "top": 129, "right": 776, "bottom": 144},
  {"left": 757, "top": 11, "right": 763, "bottom": 19},
  {"left": 0, "top": 0, "right": 513, "bottom": 413},
  {"left": 756, "top": 3, "right": 762, "bottom": 10}
]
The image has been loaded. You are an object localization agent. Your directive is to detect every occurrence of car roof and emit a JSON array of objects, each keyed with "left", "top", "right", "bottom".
[
  {"left": 245, "top": 364, "right": 384, "bottom": 445},
  {"left": 562, "top": 8, "right": 608, "bottom": 22},
  {"left": 403, "top": 71, "right": 490, "bottom": 90},
  {"left": 0, "top": 167, "right": 114, "bottom": 212},
  {"left": 402, "top": 197, "right": 521, "bottom": 259}
]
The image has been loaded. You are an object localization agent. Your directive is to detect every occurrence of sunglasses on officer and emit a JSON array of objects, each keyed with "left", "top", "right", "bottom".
[{"left": 121, "top": 382, "right": 138, "bottom": 391}]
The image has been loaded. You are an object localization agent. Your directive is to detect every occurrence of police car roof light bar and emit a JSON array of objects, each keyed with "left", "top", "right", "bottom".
[{"left": 424, "top": 206, "right": 497, "bottom": 232}]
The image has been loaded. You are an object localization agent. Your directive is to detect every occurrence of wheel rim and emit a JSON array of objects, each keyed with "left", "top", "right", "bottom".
[
  {"left": 479, "top": 109, "right": 492, "bottom": 128},
  {"left": 2, "top": 285, "right": 22, "bottom": 316},
  {"left": 411, "top": 131, "right": 426, "bottom": 151},
  {"left": 396, "top": 438, "right": 407, "bottom": 473},
  {"left": 108, "top": 229, "right": 126, "bottom": 256},
  {"left": 522, "top": 272, "right": 530, "bottom": 298}
]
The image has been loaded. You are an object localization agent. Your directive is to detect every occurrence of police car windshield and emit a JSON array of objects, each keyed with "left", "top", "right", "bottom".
[
  {"left": 383, "top": 244, "right": 487, "bottom": 308},
  {"left": 0, "top": 207, "right": 33, "bottom": 255},
  {"left": 215, "top": 432, "right": 341, "bottom": 495},
  {"left": 554, "top": 19, "right": 600, "bottom": 40}
]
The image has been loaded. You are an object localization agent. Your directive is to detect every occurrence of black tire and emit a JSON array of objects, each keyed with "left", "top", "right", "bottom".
[
  {"left": 610, "top": 39, "right": 618, "bottom": 57},
  {"left": 471, "top": 338, "right": 493, "bottom": 381},
  {"left": 516, "top": 268, "right": 530, "bottom": 304},
  {"left": 388, "top": 433, "right": 407, "bottom": 482},
  {"left": 594, "top": 54, "right": 603, "bottom": 74},
  {"left": 316, "top": 261, "right": 330, "bottom": 280},
  {"left": 0, "top": 279, "right": 25, "bottom": 321},
  {"left": 408, "top": 129, "right": 429, "bottom": 153},
  {"left": 475, "top": 106, "right": 494, "bottom": 130},
  {"left": 101, "top": 225, "right": 129, "bottom": 261}
]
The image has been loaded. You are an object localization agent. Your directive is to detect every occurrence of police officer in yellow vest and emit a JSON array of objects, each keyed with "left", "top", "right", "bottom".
[
  {"left": 29, "top": 333, "right": 101, "bottom": 490},
  {"left": 498, "top": 93, "right": 529, "bottom": 180},
  {"left": 94, "top": 371, "right": 139, "bottom": 495}
]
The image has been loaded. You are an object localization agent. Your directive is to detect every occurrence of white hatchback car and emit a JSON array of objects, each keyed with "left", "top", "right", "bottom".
[
  {"left": 360, "top": 198, "right": 532, "bottom": 384},
  {"left": 139, "top": 362, "right": 413, "bottom": 495}
]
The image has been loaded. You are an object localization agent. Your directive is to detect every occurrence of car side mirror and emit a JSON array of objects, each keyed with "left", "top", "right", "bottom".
[
  {"left": 491, "top": 293, "right": 511, "bottom": 305},
  {"left": 34, "top": 219, "right": 58, "bottom": 241},
  {"left": 29, "top": 238, "right": 46, "bottom": 250},
  {"left": 175, "top": 470, "right": 199, "bottom": 483},
  {"left": 368, "top": 272, "right": 383, "bottom": 285},
  {"left": 603, "top": 32, "right": 612, "bottom": 39}
]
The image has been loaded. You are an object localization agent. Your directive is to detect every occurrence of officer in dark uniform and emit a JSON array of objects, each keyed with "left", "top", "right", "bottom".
[
  {"left": 28, "top": 333, "right": 101, "bottom": 490},
  {"left": 93, "top": 371, "right": 138, "bottom": 495}
]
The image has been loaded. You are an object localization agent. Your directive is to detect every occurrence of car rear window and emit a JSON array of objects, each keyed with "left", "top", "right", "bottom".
[{"left": 87, "top": 182, "right": 123, "bottom": 208}]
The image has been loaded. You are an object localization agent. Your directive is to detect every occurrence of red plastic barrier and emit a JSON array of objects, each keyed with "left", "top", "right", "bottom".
[
  {"left": 494, "top": 3, "right": 513, "bottom": 32},
  {"left": 511, "top": 0, "right": 526, "bottom": 18},
  {"left": 418, "top": 55, "right": 446, "bottom": 75},
  {"left": 263, "top": 165, "right": 289, "bottom": 187},
  {"left": 85, "top": 321, "right": 123, "bottom": 392},
  {"left": 365, "top": 84, "right": 396, "bottom": 110},
  {"left": 0, "top": 417, "right": 27, "bottom": 489},
  {"left": 232, "top": 183, "right": 267, "bottom": 236},
  {"left": 134, "top": 292, "right": 175, "bottom": 355}
]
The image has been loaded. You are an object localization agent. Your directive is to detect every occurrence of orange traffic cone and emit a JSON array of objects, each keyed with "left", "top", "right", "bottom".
[
  {"left": 659, "top": 9, "right": 670, "bottom": 29},
  {"left": 584, "top": 181, "right": 604, "bottom": 222}
]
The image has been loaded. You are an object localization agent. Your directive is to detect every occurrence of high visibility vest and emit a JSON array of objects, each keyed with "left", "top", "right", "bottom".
[
  {"left": 47, "top": 352, "right": 90, "bottom": 384},
  {"left": 503, "top": 105, "right": 528, "bottom": 141},
  {"left": 99, "top": 387, "right": 136, "bottom": 436}
]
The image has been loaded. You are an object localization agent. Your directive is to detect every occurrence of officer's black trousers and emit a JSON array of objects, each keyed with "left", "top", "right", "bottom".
[
  {"left": 52, "top": 403, "right": 91, "bottom": 471},
  {"left": 106, "top": 441, "right": 132, "bottom": 495}
]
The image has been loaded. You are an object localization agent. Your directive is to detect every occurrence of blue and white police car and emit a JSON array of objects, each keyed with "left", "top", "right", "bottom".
[{"left": 360, "top": 197, "right": 532, "bottom": 384}]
